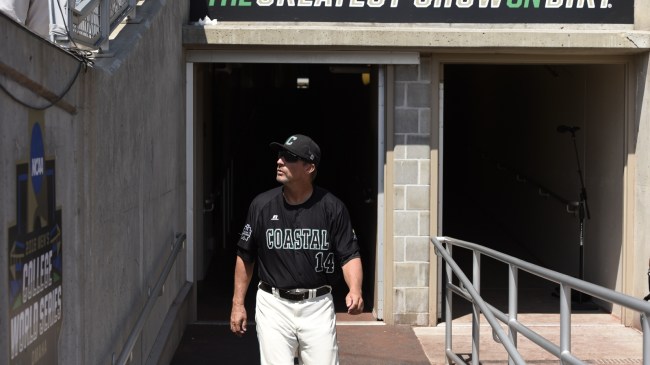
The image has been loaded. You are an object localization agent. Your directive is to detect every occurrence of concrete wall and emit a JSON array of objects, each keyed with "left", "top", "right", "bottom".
[
  {"left": 0, "top": 0, "right": 189, "bottom": 363},
  {"left": 636, "top": 0, "right": 650, "bottom": 30},
  {"left": 0, "top": 13, "right": 82, "bottom": 365},
  {"left": 632, "top": 54, "right": 650, "bottom": 326},
  {"left": 583, "top": 65, "right": 626, "bottom": 295}
]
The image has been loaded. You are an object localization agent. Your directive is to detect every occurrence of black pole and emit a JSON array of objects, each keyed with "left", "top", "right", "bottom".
[
  {"left": 568, "top": 129, "right": 590, "bottom": 281},
  {"left": 565, "top": 127, "right": 591, "bottom": 305}
]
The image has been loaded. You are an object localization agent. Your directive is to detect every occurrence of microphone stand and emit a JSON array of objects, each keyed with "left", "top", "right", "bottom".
[{"left": 566, "top": 128, "right": 592, "bottom": 305}]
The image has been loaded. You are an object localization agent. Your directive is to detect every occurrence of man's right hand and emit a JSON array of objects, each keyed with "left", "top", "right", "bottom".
[{"left": 230, "top": 303, "right": 248, "bottom": 337}]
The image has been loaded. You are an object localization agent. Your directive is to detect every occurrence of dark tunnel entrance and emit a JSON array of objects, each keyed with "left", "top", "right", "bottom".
[
  {"left": 196, "top": 63, "right": 379, "bottom": 321},
  {"left": 441, "top": 63, "right": 626, "bottom": 315}
]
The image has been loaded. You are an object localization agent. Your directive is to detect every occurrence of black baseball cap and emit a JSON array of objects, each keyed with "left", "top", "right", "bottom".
[{"left": 270, "top": 134, "right": 321, "bottom": 166}]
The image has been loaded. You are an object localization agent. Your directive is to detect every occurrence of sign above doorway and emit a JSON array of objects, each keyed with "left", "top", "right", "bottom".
[{"left": 191, "top": 0, "right": 633, "bottom": 24}]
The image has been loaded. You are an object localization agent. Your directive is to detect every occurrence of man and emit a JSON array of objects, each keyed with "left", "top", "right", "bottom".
[{"left": 230, "top": 134, "right": 364, "bottom": 365}]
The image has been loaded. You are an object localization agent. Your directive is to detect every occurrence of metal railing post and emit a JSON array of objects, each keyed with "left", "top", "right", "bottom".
[
  {"left": 472, "top": 251, "right": 481, "bottom": 365},
  {"left": 559, "top": 284, "right": 571, "bottom": 364},
  {"left": 508, "top": 264, "right": 518, "bottom": 365},
  {"left": 433, "top": 237, "right": 526, "bottom": 365},
  {"left": 642, "top": 313, "right": 650, "bottom": 365},
  {"left": 445, "top": 243, "right": 453, "bottom": 365}
]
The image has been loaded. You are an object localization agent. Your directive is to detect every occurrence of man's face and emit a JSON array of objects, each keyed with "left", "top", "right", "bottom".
[{"left": 276, "top": 150, "right": 313, "bottom": 185}]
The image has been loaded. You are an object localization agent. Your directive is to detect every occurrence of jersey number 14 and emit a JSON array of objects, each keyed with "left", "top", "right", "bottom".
[{"left": 315, "top": 252, "right": 335, "bottom": 273}]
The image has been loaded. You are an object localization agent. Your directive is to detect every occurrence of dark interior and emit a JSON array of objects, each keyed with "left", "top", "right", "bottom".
[
  {"left": 441, "top": 64, "right": 615, "bottom": 314},
  {"left": 197, "top": 63, "right": 378, "bottom": 321}
]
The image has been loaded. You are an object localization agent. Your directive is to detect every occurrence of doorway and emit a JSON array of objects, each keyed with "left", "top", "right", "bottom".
[
  {"left": 196, "top": 63, "right": 379, "bottom": 321},
  {"left": 441, "top": 63, "right": 626, "bottom": 312}
]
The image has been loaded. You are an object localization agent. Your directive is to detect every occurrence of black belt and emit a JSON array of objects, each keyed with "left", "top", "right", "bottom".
[{"left": 258, "top": 281, "right": 331, "bottom": 301}]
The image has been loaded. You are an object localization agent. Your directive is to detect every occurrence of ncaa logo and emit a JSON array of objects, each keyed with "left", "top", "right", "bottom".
[
  {"left": 30, "top": 123, "right": 45, "bottom": 195},
  {"left": 241, "top": 224, "right": 252, "bottom": 242}
]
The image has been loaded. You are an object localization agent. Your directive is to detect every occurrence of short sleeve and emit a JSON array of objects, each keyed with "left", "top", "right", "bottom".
[
  {"left": 236, "top": 202, "right": 259, "bottom": 263},
  {"left": 331, "top": 201, "right": 360, "bottom": 265}
]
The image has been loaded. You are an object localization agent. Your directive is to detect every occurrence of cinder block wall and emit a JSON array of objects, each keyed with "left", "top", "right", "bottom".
[{"left": 392, "top": 60, "right": 433, "bottom": 325}]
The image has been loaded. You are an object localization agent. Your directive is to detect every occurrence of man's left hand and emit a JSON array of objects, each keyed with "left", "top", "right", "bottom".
[{"left": 346, "top": 292, "right": 364, "bottom": 315}]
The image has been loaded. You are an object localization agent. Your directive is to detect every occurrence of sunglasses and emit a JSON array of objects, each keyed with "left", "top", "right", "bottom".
[{"left": 278, "top": 150, "right": 302, "bottom": 163}]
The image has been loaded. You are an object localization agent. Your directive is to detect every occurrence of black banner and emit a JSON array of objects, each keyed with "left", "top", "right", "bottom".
[{"left": 194, "top": 0, "right": 633, "bottom": 24}]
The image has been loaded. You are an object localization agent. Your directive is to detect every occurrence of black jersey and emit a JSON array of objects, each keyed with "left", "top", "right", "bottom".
[{"left": 237, "top": 186, "right": 360, "bottom": 290}]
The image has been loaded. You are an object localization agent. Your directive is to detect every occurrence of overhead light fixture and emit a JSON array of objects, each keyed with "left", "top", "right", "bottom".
[
  {"left": 361, "top": 72, "right": 370, "bottom": 86},
  {"left": 297, "top": 77, "right": 309, "bottom": 89}
]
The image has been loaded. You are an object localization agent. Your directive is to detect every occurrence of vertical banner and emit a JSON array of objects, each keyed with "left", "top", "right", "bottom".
[{"left": 7, "top": 110, "right": 63, "bottom": 365}]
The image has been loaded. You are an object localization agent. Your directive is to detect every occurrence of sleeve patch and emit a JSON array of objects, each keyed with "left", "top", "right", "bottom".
[{"left": 241, "top": 224, "right": 252, "bottom": 242}]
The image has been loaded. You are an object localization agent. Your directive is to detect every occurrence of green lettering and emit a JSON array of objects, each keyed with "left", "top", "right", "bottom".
[
  {"left": 507, "top": 0, "right": 541, "bottom": 7},
  {"left": 239, "top": 0, "right": 252, "bottom": 5},
  {"left": 209, "top": 0, "right": 216, "bottom": 5}
]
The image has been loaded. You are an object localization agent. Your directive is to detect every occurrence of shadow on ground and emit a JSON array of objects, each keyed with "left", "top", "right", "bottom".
[{"left": 171, "top": 323, "right": 432, "bottom": 365}]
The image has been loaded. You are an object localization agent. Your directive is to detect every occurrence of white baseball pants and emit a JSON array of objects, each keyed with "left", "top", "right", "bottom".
[{"left": 256, "top": 288, "right": 339, "bottom": 365}]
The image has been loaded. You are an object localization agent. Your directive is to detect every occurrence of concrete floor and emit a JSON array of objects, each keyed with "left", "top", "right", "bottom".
[
  {"left": 415, "top": 311, "right": 644, "bottom": 364},
  {"left": 171, "top": 313, "right": 434, "bottom": 365},
  {"left": 171, "top": 308, "right": 644, "bottom": 365}
]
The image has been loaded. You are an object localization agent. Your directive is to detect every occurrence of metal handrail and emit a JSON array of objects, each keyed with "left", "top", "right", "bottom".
[
  {"left": 113, "top": 232, "right": 187, "bottom": 365},
  {"left": 432, "top": 236, "right": 650, "bottom": 365}
]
